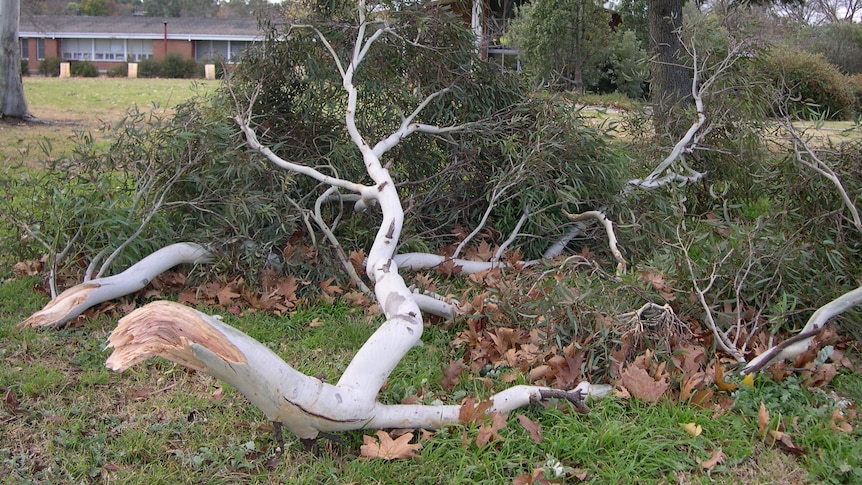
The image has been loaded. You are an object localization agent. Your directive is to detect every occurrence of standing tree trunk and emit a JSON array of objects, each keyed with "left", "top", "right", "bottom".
[
  {"left": 648, "top": 0, "right": 689, "bottom": 139},
  {"left": 0, "top": 0, "right": 29, "bottom": 119}
]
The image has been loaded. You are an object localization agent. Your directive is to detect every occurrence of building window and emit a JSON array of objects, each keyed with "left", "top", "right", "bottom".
[
  {"left": 37, "top": 39, "right": 45, "bottom": 60},
  {"left": 20, "top": 38, "right": 29, "bottom": 59},
  {"left": 94, "top": 39, "right": 126, "bottom": 60},
  {"left": 229, "top": 41, "right": 250, "bottom": 60},
  {"left": 127, "top": 39, "right": 152, "bottom": 61},
  {"left": 62, "top": 38, "right": 93, "bottom": 60},
  {"left": 195, "top": 40, "right": 229, "bottom": 61}
]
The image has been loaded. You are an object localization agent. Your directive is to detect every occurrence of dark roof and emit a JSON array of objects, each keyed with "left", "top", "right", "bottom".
[{"left": 20, "top": 15, "right": 265, "bottom": 41}]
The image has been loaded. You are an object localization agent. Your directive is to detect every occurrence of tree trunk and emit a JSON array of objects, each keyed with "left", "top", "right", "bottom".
[
  {"left": 647, "top": 0, "right": 689, "bottom": 139},
  {"left": 0, "top": 0, "right": 29, "bottom": 119}
]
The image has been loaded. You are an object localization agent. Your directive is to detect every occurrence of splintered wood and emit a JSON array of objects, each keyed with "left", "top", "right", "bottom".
[
  {"left": 18, "top": 283, "right": 100, "bottom": 328},
  {"left": 106, "top": 301, "right": 247, "bottom": 373}
]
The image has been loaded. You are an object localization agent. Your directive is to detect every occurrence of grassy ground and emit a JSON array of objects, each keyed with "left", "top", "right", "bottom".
[
  {"left": 1, "top": 77, "right": 215, "bottom": 168},
  {"left": 1, "top": 81, "right": 860, "bottom": 484},
  {"left": 2, "top": 276, "right": 860, "bottom": 484}
]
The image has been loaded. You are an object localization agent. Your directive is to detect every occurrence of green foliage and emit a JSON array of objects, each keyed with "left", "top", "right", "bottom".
[
  {"left": 70, "top": 61, "right": 99, "bottom": 78},
  {"left": 507, "top": 0, "right": 641, "bottom": 93},
  {"left": 138, "top": 54, "right": 202, "bottom": 78},
  {"left": 762, "top": 45, "right": 857, "bottom": 120},
  {"left": 106, "top": 62, "right": 128, "bottom": 78},
  {"left": 38, "top": 57, "right": 61, "bottom": 77},
  {"left": 162, "top": 52, "right": 201, "bottom": 78},
  {"left": 137, "top": 57, "right": 163, "bottom": 78},
  {"left": 231, "top": 3, "right": 625, "bottom": 260}
]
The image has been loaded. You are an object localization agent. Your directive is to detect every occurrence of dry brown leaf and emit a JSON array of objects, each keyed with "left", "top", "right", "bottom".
[
  {"left": 700, "top": 448, "right": 726, "bottom": 470},
  {"left": 440, "top": 360, "right": 465, "bottom": 393},
  {"left": 714, "top": 359, "right": 738, "bottom": 392},
  {"left": 766, "top": 429, "right": 804, "bottom": 455},
  {"left": 804, "top": 363, "right": 838, "bottom": 388},
  {"left": 679, "top": 372, "right": 705, "bottom": 401},
  {"left": 4, "top": 389, "right": 19, "bottom": 412},
  {"left": 620, "top": 365, "right": 669, "bottom": 402},
  {"left": 690, "top": 388, "right": 714, "bottom": 409},
  {"left": 757, "top": 402, "right": 769, "bottom": 437},
  {"left": 681, "top": 422, "right": 703, "bottom": 438},
  {"left": 517, "top": 413, "right": 542, "bottom": 443},
  {"left": 476, "top": 411, "right": 508, "bottom": 447},
  {"left": 216, "top": 283, "right": 241, "bottom": 307},
  {"left": 459, "top": 397, "right": 493, "bottom": 425},
  {"left": 359, "top": 430, "right": 422, "bottom": 460},
  {"left": 318, "top": 277, "right": 343, "bottom": 296},
  {"left": 830, "top": 408, "right": 853, "bottom": 433}
]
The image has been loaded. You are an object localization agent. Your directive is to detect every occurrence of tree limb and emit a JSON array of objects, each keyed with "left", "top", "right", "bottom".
[
  {"left": 19, "top": 242, "right": 212, "bottom": 328},
  {"left": 743, "top": 285, "right": 862, "bottom": 374}
]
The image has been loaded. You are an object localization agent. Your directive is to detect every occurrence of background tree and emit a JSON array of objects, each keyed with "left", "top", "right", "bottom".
[
  {"left": 142, "top": 0, "right": 218, "bottom": 17},
  {"left": 508, "top": 0, "right": 625, "bottom": 92},
  {"left": 647, "top": 0, "right": 690, "bottom": 139},
  {"left": 1, "top": 0, "right": 29, "bottom": 119}
]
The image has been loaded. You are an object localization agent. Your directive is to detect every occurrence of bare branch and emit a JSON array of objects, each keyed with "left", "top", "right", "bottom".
[{"left": 743, "top": 285, "right": 862, "bottom": 374}]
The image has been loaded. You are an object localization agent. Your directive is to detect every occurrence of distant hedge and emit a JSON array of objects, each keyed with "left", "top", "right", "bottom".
[
  {"left": 763, "top": 45, "right": 856, "bottom": 120},
  {"left": 71, "top": 61, "right": 99, "bottom": 78},
  {"left": 138, "top": 53, "right": 203, "bottom": 79},
  {"left": 39, "top": 57, "right": 61, "bottom": 77}
]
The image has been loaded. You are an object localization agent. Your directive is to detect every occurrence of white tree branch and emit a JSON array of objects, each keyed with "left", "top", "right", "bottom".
[
  {"left": 564, "top": 210, "right": 627, "bottom": 274},
  {"left": 19, "top": 243, "right": 212, "bottom": 328},
  {"left": 743, "top": 285, "right": 862, "bottom": 374}
]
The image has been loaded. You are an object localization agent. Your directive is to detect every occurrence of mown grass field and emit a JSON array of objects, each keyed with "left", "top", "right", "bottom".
[
  {"left": 1, "top": 79, "right": 860, "bottom": 484},
  {"left": 1, "top": 77, "right": 215, "bottom": 168}
]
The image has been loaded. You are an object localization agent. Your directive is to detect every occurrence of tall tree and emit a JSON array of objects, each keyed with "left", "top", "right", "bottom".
[
  {"left": 509, "top": 0, "right": 614, "bottom": 92},
  {"left": 648, "top": 0, "right": 691, "bottom": 139},
  {"left": 1, "top": 0, "right": 29, "bottom": 119}
]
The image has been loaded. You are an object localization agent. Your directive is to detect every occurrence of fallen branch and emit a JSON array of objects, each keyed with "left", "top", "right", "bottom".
[
  {"left": 743, "top": 285, "right": 862, "bottom": 375},
  {"left": 106, "top": 301, "right": 611, "bottom": 441},
  {"left": 563, "top": 210, "right": 627, "bottom": 274},
  {"left": 19, "top": 242, "right": 212, "bottom": 328}
]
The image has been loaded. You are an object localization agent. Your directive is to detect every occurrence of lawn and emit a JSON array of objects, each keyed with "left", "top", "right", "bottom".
[
  {"left": 1, "top": 80, "right": 860, "bottom": 484},
  {"left": 1, "top": 77, "right": 215, "bottom": 168}
]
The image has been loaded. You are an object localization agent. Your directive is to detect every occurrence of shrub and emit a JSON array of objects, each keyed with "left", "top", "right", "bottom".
[
  {"left": 107, "top": 63, "right": 128, "bottom": 78},
  {"left": 162, "top": 52, "right": 200, "bottom": 78},
  {"left": 71, "top": 61, "right": 99, "bottom": 77},
  {"left": 138, "top": 58, "right": 163, "bottom": 78},
  {"left": 762, "top": 45, "right": 856, "bottom": 120},
  {"left": 20, "top": 59, "right": 30, "bottom": 76},
  {"left": 39, "top": 57, "right": 61, "bottom": 77}
]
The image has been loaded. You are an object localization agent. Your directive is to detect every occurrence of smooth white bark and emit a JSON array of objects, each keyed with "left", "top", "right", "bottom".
[
  {"left": 19, "top": 243, "right": 211, "bottom": 328},
  {"left": 107, "top": 301, "right": 610, "bottom": 439},
  {"left": 743, "top": 285, "right": 862, "bottom": 374}
]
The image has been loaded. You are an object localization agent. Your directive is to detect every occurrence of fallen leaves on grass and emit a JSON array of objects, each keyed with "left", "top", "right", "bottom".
[
  {"left": 681, "top": 422, "right": 703, "bottom": 438},
  {"left": 700, "top": 448, "right": 726, "bottom": 470},
  {"left": 360, "top": 430, "right": 422, "bottom": 460},
  {"left": 619, "top": 352, "right": 670, "bottom": 403},
  {"left": 517, "top": 413, "right": 542, "bottom": 443}
]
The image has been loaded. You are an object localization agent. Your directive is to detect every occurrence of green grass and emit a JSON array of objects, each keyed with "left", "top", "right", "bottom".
[
  {"left": 1, "top": 276, "right": 858, "bottom": 484},
  {"left": 0, "top": 77, "right": 216, "bottom": 168}
]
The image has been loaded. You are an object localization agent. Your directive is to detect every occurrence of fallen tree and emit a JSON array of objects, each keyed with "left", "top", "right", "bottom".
[{"left": 93, "top": 1, "right": 614, "bottom": 449}]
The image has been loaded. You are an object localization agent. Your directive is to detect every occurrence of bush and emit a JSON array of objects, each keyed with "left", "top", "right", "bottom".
[
  {"left": 39, "top": 57, "right": 61, "bottom": 77},
  {"left": 71, "top": 61, "right": 99, "bottom": 77},
  {"left": 762, "top": 45, "right": 856, "bottom": 120},
  {"left": 137, "top": 58, "right": 163, "bottom": 78},
  {"left": 107, "top": 63, "right": 128, "bottom": 78},
  {"left": 20, "top": 59, "right": 30, "bottom": 76},
  {"left": 163, "top": 52, "right": 201, "bottom": 78}
]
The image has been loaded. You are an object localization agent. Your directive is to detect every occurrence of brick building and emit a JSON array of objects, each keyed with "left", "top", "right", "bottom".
[{"left": 19, "top": 15, "right": 263, "bottom": 74}]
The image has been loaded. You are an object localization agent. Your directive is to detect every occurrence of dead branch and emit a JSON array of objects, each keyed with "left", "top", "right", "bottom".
[
  {"left": 18, "top": 242, "right": 212, "bottom": 328},
  {"left": 743, "top": 285, "right": 862, "bottom": 374}
]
